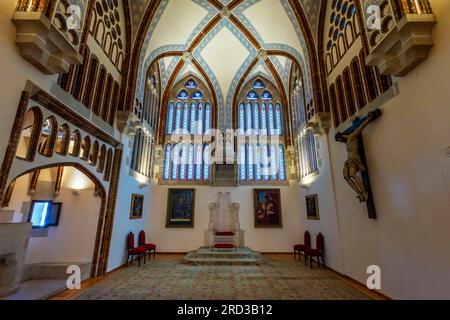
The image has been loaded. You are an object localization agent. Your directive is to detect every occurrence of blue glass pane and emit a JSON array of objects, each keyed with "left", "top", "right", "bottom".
[
  {"left": 195, "top": 144, "right": 202, "bottom": 180},
  {"left": 203, "top": 144, "right": 210, "bottom": 180},
  {"left": 239, "top": 144, "right": 246, "bottom": 180},
  {"left": 180, "top": 144, "right": 187, "bottom": 180},
  {"left": 30, "top": 201, "right": 50, "bottom": 227},
  {"left": 253, "top": 103, "right": 259, "bottom": 134},
  {"left": 188, "top": 144, "right": 194, "bottom": 180},
  {"left": 178, "top": 90, "right": 189, "bottom": 100},
  {"left": 190, "top": 103, "right": 196, "bottom": 134},
  {"left": 246, "top": 103, "right": 252, "bottom": 132},
  {"left": 262, "top": 144, "right": 269, "bottom": 180},
  {"left": 185, "top": 79, "right": 197, "bottom": 89},
  {"left": 255, "top": 144, "right": 262, "bottom": 180},
  {"left": 270, "top": 144, "right": 277, "bottom": 180},
  {"left": 197, "top": 103, "right": 204, "bottom": 135},
  {"left": 247, "top": 90, "right": 258, "bottom": 100},
  {"left": 205, "top": 103, "right": 211, "bottom": 134},
  {"left": 192, "top": 90, "right": 203, "bottom": 100},
  {"left": 253, "top": 79, "right": 265, "bottom": 89},
  {"left": 182, "top": 103, "right": 189, "bottom": 131},
  {"left": 261, "top": 91, "right": 272, "bottom": 100},
  {"left": 163, "top": 144, "right": 171, "bottom": 180},
  {"left": 275, "top": 103, "right": 282, "bottom": 135},
  {"left": 167, "top": 102, "right": 174, "bottom": 134},
  {"left": 268, "top": 104, "right": 275, "bottom": 135},
  {"left": 175, "top": 102, "right": 182, "bottom": 134},
  {"left": 239, "top": 103, "right": 245, "bottom": 130},
  {"left": 247, "top": 144, "right": 254, "bottom": 180},
  {"left": 172, "top": 144, "right": 179, "bottom": 180},
  {"left": 260, "top": 103, "right": 267, "bottom": 131},
  {"left": 279, "top": 144, "right": 286, "bottom": 180}
]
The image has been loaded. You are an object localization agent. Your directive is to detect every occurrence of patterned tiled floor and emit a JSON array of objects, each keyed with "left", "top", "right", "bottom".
[{"left": 76, "top": 257, "right": 372, "bottom": 300}]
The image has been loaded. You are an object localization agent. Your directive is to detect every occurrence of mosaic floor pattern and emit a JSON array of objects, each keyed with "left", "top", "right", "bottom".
[{"left": 76, "top": 257, "right": 372, "bottom": 300}]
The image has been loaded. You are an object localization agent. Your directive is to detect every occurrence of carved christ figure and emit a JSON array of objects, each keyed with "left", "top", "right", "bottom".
[{"left": 335, "top": 109, "right": 381, "bottom": 202}]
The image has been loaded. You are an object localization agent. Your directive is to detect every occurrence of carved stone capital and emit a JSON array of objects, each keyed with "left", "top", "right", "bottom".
[
  {"left": 307, "top": 112, "right": 331, "bottom": 136},
  {"left": 116, "top": 111, "right": 141, "bottom": 136}
]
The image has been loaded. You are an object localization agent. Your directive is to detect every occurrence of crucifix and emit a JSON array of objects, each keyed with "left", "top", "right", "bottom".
[{"left": 335, "top": 109, "right": 382, "bottom": 219}]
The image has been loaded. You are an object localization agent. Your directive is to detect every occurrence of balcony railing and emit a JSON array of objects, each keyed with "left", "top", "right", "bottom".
[
  {"left": 12, "top": 0, "right": 85, "bottom": 74},
  {"left": 365, "top": 0, "right": 436, "bottom": 77}
]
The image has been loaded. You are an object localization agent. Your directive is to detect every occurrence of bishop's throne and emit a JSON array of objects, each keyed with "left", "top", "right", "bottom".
[{"left": 206, "top": 192, "right": 244, "bottom": 250}]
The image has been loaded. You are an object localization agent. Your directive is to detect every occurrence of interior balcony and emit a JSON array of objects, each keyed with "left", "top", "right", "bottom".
[
  {"left": 365, "top": 0, "right": 436, "bottom": 77},
  {"left": 12, "top": 0, "right": 85, "bottom": 74}
]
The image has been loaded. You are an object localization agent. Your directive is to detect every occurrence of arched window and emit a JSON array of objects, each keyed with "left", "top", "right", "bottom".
[
  {"left": 38, "top": 116, "right": 58, "bottom": 157},
  {"left": 80, "top": 136, "right": 91, "bottom": 161},
  {"left": 296, "top": 129, "right": 319, "bottom": 180},
  {"left": 82, "top": 55, "right": 99, "bottom": 109},
  {"left": 55, "top": 124, "right": 70, "bottom": 155},
  {"left": 69, "top": 130, "right": 81, "bottom": 157},
  {"left": 92, "top": 66, "right": 106, "bottom": 116},
  {"left": 162, "top": 76, "right": 213, "bottom": 182},
  {"left": 104, "top": 148, "right": 113, "bottom": 181},
  {"left": 236, "top": 77, "right": 286, "bottom": 181},
  {"left": 98, "top": 144, "right": 106, "bottom": 173},
  {"left": 16, "top": 107, "right": 43, "bottom": 161},
  {"left": 90, "top": 140, "right": 99, "bottom": 166}
]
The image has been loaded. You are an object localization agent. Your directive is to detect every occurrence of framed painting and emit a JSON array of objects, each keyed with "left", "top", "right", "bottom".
[
  {"left": 166, "top": 189, "right": 195, "bottom": 228},
  {"left": 253, "top": 189, "right": 282, "bottom": 228},
  {"left": 130, "top": 194, "right": 144, "bottom": 220},
  {"left": 306, "top": 194, "right": 320, "bottom": 220}
]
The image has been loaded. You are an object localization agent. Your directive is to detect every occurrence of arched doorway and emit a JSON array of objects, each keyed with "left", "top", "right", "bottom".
[{"left": 2, "top": 163, "right": 108, "bottom": 280}]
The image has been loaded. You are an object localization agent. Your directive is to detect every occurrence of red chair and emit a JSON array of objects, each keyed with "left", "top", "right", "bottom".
[
  {"left": 126, "top": 232, "right": 147, "bottom": 267},
  {"left": 293, "top": 231, "right": 311, "bottom": 261},
  {"left": 138, "top": 231, "right": 157, "bottom": 260},
  {"left": 304, "top": 233, "right": 325, "bottom": 269}
]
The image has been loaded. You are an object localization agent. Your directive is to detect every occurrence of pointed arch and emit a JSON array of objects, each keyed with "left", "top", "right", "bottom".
[{"left": 16, "top": 107, "right": 43, "bottom": 161}]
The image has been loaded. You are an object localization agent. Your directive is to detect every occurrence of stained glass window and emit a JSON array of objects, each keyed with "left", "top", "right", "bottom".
[
  {"left": 167, "top": 102, "right": 174, "bottom": 134},
  {"left": 164, "top": 77, "right": 213, "bottom": 182},
  {"left": 237, "top": 79, "right": 286, "bottom": 182},
  {"left": 247, "top": 90, "right": 258, "bottom": 100},
  {"left": 186, "top": 79, "right": 197, "bottom": 89},
  {"left": 163, "top": 144, "right": 171, "bottom": 180},
  {"left": 182, "top": 103, "right": 189, "bottom": 131},
  {"left": 275, "top": 103, "right": 282, "bottom": 135},
  {"left": 205, "top": 103, "right": 211, "bottom": 134},
  {"left": 178, "top": 90, "right": 189, "bottom": 100},
  {"left": 188, "top": 143, "right": 194, "bottom": 180},
  {"left": 192, "top": 90, "right": 203, "bottom": 100},
  {"left": 190, "top": 103, "right": 196, "bottom": 134},
  {"left": 253, "top": 80, "right": 265, "bottom": 89}
]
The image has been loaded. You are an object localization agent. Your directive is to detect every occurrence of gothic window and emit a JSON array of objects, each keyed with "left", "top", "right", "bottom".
[
  {"left": 16, "top": 107, "right": 43, "bottom": 161},
  {"left": 80, "top": 136, "right": 91, "bottom": 161},
  {"left": 162, "top": 76, "right": 213, "bottom": 182},
  {"left": 130, "top": 63, "right": 161, "bottom": 179},
  {"left": 296, "top": 129, "right": 319, "bottom": 180},
  {"left": 55, "top": 124, "right": 70, "bottom": 155},
  {"left": 38, "top": 117, "right": 58, "bottom": 157},
  {"left": 236, "top": 77, "right": 286, "bottom": 182},
  {"left": 69, "top": 130, "right": 81, "bottom": 157}
]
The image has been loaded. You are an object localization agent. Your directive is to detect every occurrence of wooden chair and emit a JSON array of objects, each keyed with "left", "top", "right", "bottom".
[
  {"left": 138, "top": 230, "right": 157, "bottom": 260},
  {"left": 126, "top": 232, "right": 147, "bottom": 267},
  {"left": 293, "top": 231, "right": 311, "bottom": 261},
  {"left": 304, "top": 233, "right": 325, "bottom": 269}
]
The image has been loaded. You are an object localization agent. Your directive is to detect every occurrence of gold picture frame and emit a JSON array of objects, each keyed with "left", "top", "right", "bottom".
[
  {"left": 130, "top": 194, "right": 144, "bottom": 220},
  {"left": 305, "top": 194, "right": 320, "bottom": 220}
]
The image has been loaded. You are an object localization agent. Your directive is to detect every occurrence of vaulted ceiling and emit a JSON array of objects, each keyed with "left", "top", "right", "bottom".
[{"left": 126, "top": 0, "right": 324, "bottom": 130}]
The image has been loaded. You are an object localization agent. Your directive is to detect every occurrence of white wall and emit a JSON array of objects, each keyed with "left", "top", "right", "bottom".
[
  {"left": 106, "top": 136, "right": 146, "bottom": 272},
  {"left": 143, "top": 184, "right": 303, "bottom": 253},
  {"left": 308, "top": 0, "right": 450, "bottom": 299},
  {"left": 6, "top": 169, "right": 101, "bottom": 265}
]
